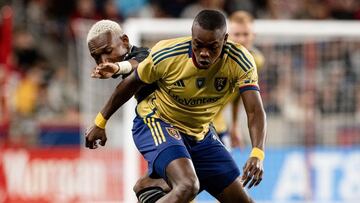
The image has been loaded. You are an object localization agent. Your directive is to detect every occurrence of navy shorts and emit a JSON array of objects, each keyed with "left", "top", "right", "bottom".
[{"left": 132, "top": 115, "right": 240, "bottom": 196}]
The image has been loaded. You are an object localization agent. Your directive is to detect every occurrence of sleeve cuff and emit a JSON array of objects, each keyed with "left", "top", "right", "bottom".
[
  {"left": 239, "top": 85, "right": 260, "bottom": 94},
  {"left": 134, "top": 69, "right": 150, "bottom": 84}
]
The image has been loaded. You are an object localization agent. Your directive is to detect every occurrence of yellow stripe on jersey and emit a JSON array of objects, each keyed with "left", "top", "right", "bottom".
[
  {"left": 156, "top": 121, "right": 166, "bottom": 142},
  {"left": 150, "top": 118, "right": 163, "bottom": 144},
  {"left": 144, "top": 118, "right": 159, "bottom": 146}
]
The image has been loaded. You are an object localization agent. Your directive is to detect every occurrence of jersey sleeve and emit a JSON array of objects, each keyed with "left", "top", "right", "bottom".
[
  {"left": 238, "top": 67, "right": 259, "bottom": 93},
  {"left": 136, "top": 43, "right": 165, "bottom": 84},
  {"left": 237, "top": 50, "right": 260, "bottom": 93}
]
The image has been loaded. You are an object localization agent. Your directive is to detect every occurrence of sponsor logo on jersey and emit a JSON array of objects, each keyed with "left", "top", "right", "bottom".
[
  {"left": 167, "top": 91, "right": 221, "bottom": 106},
  {"left": 166, "top": 127, "right": 181, "bottom": 140},
  {"left": 214, "top": 77, "right": 227, "bottom": 91}
]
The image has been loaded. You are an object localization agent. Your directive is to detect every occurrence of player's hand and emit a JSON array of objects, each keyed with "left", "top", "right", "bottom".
[
  {"left": 85, "top": 125, "right": 107, "bottom": 149},
  {"left": 91, "top": 62, "right": 119, "bottom": 79},
  {"left": 241, "top": 157, "right": 263, "bottom": 189},
  {"left": 230, "top": 125, "right": 244, "bottom": 149}
]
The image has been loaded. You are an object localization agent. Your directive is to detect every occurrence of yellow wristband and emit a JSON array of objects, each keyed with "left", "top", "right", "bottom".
[
  {"left": 94, "top": 112, "right": 107, "bottom": 129},
  {"left": 250, "top": 147, "right": 265, "bottom": 161}
]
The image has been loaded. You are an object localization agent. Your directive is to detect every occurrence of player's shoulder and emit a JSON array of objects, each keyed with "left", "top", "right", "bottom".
[
  {"left": 151, "top": 37, "right": 191, "bottom": 55},
  {"left": 151, "top": 36, "right": 191, "bottom": 65},
  {"left": 132, "top": 46, "right": 150, "bottom": 54},
  {"left": 128, "top": 46, "right": 150, "bottom": 62},
  {"left": 224, "top": 40, "right": 255, "bottom": 72}
]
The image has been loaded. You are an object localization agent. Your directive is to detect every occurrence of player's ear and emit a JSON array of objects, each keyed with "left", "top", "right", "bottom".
[
  {"left": 121, "top": 34, "right": 129, "bottom": 44},
  {"left": 120, "top": 34, "right": 130, "bottom": 49}
]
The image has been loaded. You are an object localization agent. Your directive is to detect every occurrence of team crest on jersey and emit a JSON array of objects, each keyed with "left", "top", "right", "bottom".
[
  {"left": 196, "top": 78, "right": 205, "bottom": 89},
  {"left": 166, "top": 127, "right": 181, "bottom": 140},
  {"left": 214, "top": 77, "right": 227, "bottom": 91}
]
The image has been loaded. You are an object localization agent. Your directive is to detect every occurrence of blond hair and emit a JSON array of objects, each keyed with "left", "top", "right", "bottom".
[{"left": 86, "top": 20, "right": 124, "bottom": 43}]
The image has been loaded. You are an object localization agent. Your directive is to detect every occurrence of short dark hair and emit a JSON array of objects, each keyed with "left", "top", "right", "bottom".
[{"left": 193, "top": 10, "right": 226, "bottom": 31}]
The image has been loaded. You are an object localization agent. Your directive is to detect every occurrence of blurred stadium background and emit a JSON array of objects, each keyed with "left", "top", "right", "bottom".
[{"left": 0, "top": 0, "right": 360, "bottom": 202}]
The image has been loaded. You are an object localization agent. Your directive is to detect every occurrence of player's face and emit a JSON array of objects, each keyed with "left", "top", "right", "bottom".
[
  {"left": 88, "top": 31, "right": 129, "bottom": 65},
  {"left": 192, "top": 24, "right": 228, "bottom": 69},
  {"left": 228, "top": 21, "right": 254, "bottom": 49}
]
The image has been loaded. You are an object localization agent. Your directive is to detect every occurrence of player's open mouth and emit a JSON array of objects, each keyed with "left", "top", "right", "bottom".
[{"left": 199, "top": 60, "right": 210, "bottom": 66}]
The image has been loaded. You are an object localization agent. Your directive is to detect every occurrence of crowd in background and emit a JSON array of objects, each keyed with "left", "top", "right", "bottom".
[
  {"left": 1, "top": 0, "right": 360, "bottom": 147},
  {"left": 258, "top": 40, "right": 360, "bottom": 145}
]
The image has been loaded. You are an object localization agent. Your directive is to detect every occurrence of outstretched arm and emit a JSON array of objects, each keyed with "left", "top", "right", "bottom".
[
  {"left": 230, "top": 93, "right": 244, "bottom": 148},
  {"left": 91, "top": 59, "right": 139, "bottom": 79},
  {"left": 85, "top": 72, "right": 146, "bottom": 149},
  {"left": 240, "top": 90, "right": 267, "bottom": 188},
  {"left": 101, "top": 72, "right": 145, "bottom": 119},
  {"left": 92, "top": 47, "right": 150, "bottom": 79}
]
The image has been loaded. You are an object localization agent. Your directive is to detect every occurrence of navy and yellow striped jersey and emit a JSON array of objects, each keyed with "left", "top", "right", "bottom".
[{"left": 135, "top": 36, "right": 258, "bottom": 140}]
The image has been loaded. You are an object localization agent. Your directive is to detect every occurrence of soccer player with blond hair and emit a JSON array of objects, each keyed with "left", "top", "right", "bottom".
[
  {"left": 86, "top": 20, "right": 171, "bottom": 202},
  {"left": 86, "top": 19, "right": 157, "bottom": 104}
]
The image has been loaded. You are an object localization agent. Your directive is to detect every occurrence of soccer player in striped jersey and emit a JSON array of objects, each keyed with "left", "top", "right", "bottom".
[
  {"left": 86, "top": 10, "right": 267, "bottom": 203},
  {"left": 213, "top": 10, "right": 265, "bottom": 149}
]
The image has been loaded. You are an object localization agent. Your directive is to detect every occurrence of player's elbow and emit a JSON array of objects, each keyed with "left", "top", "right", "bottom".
[{"left": 249, "top": 107, "right": 266, "bottom": 123}]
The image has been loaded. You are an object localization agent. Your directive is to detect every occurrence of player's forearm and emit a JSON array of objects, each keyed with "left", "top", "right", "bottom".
[
  {"left": 101, "top": 72, "right": 144, "bottom": 119},
  {"left": 247, "top": 107, "right": 266, "bottom": 150},
  {"left": 231, "top": 94, "right": 241, "bottom": 126}
]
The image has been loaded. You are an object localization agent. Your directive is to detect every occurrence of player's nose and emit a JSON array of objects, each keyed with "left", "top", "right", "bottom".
[{"left": 199, "top": 49, "right": 210, "bottom": 58}]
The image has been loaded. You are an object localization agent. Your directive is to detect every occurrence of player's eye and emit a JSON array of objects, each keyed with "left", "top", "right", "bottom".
[
  {"left": 92, "top": 54, "right": 100, "bottom": 62},
  {"left": 196, "top": 44, "right": 204, "bottom": 49},
  {"left": 105, "top": 48, "right": 113, "bottom": 53}
]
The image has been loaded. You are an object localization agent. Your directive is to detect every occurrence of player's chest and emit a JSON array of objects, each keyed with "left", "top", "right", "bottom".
[{"left": 161, "top": 63, "right": 238, "bottom": 98}]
